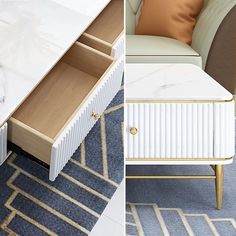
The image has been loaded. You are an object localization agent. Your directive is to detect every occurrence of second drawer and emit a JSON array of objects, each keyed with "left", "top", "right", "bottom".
[{"left": 78, "top": 0, "right": 124, "bottom": 59}]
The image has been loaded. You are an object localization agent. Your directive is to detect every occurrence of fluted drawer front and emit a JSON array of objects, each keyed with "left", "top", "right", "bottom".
[
  {"left": 111, "top": 35, "right": 124, "bottom": 59},
  {"left": 50, "top": 58, "right": 123, "bottom": 181},
  {"left": 0, "top": 122, "right": 7, "bottom": 165},
  {"left": 126, "top": 101, "right": 235, "bottom": 159}
]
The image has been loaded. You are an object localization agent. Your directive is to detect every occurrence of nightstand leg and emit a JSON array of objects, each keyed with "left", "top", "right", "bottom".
[{"left": 215, "top": 165, "right": 224, "bottom": 209}]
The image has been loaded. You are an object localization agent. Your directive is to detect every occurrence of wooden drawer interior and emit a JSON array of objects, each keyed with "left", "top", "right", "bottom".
[
  {"left": 8, "top": 42, "right": 114, "bottom": 164},
  {"left": 78, "top": 0, "right": 124, "bottom": 55}
]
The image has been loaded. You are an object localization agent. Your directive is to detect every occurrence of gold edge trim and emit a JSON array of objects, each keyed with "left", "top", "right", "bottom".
[
  {"left": 126, "top": 98, "right": 234, "bottom": 104},
  {"left": 126, "top": 157, "right": 233, "bottom": 161},
  {"left": 126, "top": 175, "right": 216, "bottom": 179}
]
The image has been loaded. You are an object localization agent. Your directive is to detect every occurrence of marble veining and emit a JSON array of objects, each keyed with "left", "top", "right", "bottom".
[
  {"left": 0, "top": 0, "right": 111, "bottom": 126},
  {"left": 126, "top": 64, "right": 233, "bottom": 101}
]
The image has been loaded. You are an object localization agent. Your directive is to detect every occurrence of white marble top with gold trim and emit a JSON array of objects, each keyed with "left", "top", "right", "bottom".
[{"left": 126, "top": 64, "right": 233, "bottom": 101}]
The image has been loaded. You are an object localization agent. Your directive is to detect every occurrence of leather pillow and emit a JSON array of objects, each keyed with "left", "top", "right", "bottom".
[{"left": 135, "top": 0, "right": 204, "bottom": 45}]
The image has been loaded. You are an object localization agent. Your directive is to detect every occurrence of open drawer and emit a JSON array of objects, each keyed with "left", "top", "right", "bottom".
[
  {"left": 8, "top": 42, "right": 123, "bottom": 181},
  {"left": 78, "top": 0, "right": 124, "bottom": 59}
]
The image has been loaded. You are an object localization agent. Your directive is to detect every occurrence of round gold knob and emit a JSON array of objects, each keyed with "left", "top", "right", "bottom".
[
  {"left": 130, "top": 127, "right": 138, "bottom": 135},
  {"left": 91, "top": 112, "right": 99, "bottom": 120}
]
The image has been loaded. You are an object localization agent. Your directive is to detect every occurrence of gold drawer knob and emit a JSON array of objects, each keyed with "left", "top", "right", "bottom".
[
  {"left": 130, "top": 127, "right": 138, "bottom": 135},
  {"left": 91, "top": 112, "right": 99, "bottom": 120}
]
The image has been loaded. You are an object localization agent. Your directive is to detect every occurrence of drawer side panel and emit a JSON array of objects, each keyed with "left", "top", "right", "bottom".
[
  {"left": 50, "top": 58, "right": 124, "bottom": 181},
  {"left": 8, "top": 119, "right": 52, "bottom": 164},
  {"left": 214, "top": 101, "right": 235, "bottom": 158},
  {"left": 0, "top": 122, "right": 7, "bottom": 165}
]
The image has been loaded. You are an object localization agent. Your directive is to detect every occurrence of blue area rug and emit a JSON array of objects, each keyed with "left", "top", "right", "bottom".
[
  {"left": 0, "top": 86, "right": 123, "bottom": 236},
  {"left": 126, "top": 127, "right": 236, "bottom": 236}
]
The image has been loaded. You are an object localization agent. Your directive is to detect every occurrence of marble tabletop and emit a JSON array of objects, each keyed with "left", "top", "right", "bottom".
[
  {"left": 0, "top": 0, "right": 111, "bottom": 126},
  {"left": 126, "top": 64, "right": 233, "bottom": 101}
]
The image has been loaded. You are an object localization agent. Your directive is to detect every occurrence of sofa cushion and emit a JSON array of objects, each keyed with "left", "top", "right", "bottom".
[
  {"left": 135, "top": 0, "right": 203, "bottom": 45},
  {"left": 126, "top": 35, "right": 202, "bottom": 67}
]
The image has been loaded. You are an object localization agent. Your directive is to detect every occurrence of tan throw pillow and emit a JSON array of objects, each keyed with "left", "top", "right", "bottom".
[{"left": 135, "top": 0, "right": 204, "bottom": 45}]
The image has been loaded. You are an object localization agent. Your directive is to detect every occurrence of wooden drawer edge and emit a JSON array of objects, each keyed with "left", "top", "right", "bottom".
[
  {"left": 112, "top": 30, "right": 124, "bottom": 46},
  {"left": 75, "top": 41, "right": 113, "bottom": 60},
  {"left": 8, "top": 117, "right": 53, "bottom": 164},
  {"left": 79, "top": 32, "right": 124, "bottom": 58},
  {"left": 79, "top": 33, "right": 112, "bottom": 56}
]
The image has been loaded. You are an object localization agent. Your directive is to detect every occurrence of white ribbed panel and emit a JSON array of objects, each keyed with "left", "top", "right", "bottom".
[
  {"left": 0, "top": 122, "right": 7, "bottom": 165},
  {"left": 214, "top": 101, "right": 235, "bottom": 158},
  {"left": 111, "top": 34, "right": 124, "bottom": 59},
  {"left": 49, "top": 58, "right": 124, "bottom": 181},
  {"left": 126, "top": 101, "right": 235, "bottom": 159}
]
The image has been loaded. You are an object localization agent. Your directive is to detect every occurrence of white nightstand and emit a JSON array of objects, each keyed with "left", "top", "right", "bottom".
[{"left": 125, "top": 64, "right": 235, "bottom": 209}]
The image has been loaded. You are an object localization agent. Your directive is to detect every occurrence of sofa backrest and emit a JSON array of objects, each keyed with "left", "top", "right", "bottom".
[
  {"left": 126, "top": 0, "right": 228, "bottom": 49},
  {"left": 126, "top": 0, "right": 209, "bottom": 45}
]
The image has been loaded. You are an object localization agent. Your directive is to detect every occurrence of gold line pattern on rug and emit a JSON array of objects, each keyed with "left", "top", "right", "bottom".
[
  {"left": 129, "top": 203, "right": 144, "bottom": 236},
  {"left": 8, "top": 157, "right": 100, "bottom": 218},
  {"left": 8, "top": 179, "right": 90, "bottom": 234},
  {"left": 80, "top": 141, "right": 86, "bottom": 166},
  {"left": 4, "top": 190, "right": 57, "bottom": 236},
  {"left": 69, "top": 158, "right": 118, "bottom": 187},
  {"left": 126, "top": 212, "right": 132, "bottom": 215},
  {"left": 158, "top": 208, "right": 194, "bottom": 236},
  {"left": 60, "top": 172, "right": 109, "bottom": 202},
  {"left": 185, "top": 214, "right": 220, "bottom": 236},
  {"left": 6, "top": 170, "right": 90, "bottom": 234},
  {"left": 153, "top": 204, "right": 169, "bottom": 236},
  {"left": 0, "top": 211, "right": 18, "bottom": 235},
  {"left": 104, "top": 103, "right": 123, "bottom": 114},
  {"left": 1, "top": 96, "right": 123, "bottom": 236},
  {"left": 211, "top": 218, "right": 236, "bottom": 229},
  {"left": 101, "top": 114, "right": 109, "bottom": 178},
  {"left": 126, "top": 203, "right": 236, "bottom": 236},
  {"left": 126, "top": 222, "right": 136, "bottom": 226}
]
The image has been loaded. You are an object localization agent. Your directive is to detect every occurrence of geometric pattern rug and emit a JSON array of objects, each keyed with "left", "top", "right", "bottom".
[
  {"left": 126, "top": 203, "right": 236, "bottom": 236},
  {"left": 126, "top": 126, "right": 236, "bottom": 236},
  {"left": 0, "top": 86, "right": 124, "bottom": 236}
]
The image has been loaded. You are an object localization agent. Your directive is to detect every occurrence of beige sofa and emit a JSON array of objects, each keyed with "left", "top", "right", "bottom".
[{"left": 126, "top": 0, "right": 236, "bottom": 95}]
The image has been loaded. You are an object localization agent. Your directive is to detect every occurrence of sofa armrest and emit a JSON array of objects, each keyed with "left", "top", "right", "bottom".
[
  {"left": 192, "top": 0, "right": 236, "bottom": 69},
  {"left": 192, "top": 0, "right": 236, "bottom": 94}
]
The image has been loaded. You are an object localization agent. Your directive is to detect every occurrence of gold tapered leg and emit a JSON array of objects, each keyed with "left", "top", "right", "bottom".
[{"left": 215, "top": 165, "right": 224, "bottom": 209}]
